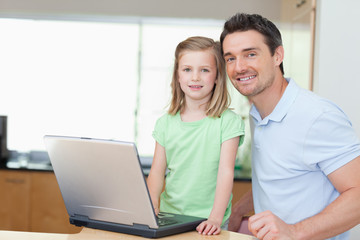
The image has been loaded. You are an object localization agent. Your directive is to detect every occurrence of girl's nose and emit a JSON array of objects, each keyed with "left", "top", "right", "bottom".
[{"left": 192, "top": 71, "right": 200, "bottom": 81}]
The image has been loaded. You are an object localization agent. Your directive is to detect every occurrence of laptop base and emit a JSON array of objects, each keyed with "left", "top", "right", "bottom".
[{"left": 70, "top": 214, "right": 205, "bottom": 238}]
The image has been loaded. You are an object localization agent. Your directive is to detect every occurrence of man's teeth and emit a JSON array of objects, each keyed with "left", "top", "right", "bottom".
[{"left": 239, "top": 75, "right": 256, "bottom": 81}]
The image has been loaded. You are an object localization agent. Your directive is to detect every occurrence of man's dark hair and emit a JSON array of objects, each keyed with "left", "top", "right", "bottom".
[{"left": 220, "top": 13, "right": 284, "bottom": 75}]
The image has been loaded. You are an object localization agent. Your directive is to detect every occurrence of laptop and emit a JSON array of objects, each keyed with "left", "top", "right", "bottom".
[{"left": 43, "top": 135, "right": 205, "bottom": 238}]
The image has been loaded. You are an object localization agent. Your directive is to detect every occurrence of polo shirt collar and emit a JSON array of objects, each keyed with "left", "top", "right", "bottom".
[{"left": 250, "top": 78, "right": 299, "bottom": 125}]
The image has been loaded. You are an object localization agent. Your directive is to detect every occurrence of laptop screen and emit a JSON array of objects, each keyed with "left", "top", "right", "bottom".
[{"left": 44, "top": 135, "right": 159, "bottom": 229}]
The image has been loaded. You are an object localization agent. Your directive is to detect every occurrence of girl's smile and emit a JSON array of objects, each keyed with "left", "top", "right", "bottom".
[{"left": 189, "top": 85, "right": 203, "bottom": 89}]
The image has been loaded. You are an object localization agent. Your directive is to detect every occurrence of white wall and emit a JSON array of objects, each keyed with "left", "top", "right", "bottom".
[
  {"left": 313, "top": 0, "right": 360, "bottom": 238},
  {"left": 313, "top": 0, "right": 360, "bottom": 138}
]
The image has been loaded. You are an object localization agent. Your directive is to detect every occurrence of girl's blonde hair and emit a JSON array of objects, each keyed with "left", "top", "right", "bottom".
[{"left": 168, "top": 36, "right": 230, "bottom": 118}]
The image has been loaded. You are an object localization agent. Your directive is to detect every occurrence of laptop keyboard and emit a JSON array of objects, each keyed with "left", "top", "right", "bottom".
[
  {"left": 156, "top": 213, "right": 178, "bottom": 226},
  {"left": 157, "top": 217, "right": 178, "bottom": 226}
]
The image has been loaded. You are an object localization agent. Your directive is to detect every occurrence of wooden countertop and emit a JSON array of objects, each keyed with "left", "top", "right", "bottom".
[{"left": 0, "top": 227, "right": 256, "bottom": 240}]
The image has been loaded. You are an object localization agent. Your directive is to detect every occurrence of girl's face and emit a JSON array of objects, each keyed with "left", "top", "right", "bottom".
[{"left": 177, "top": 50, "right": 217, "bottom": 104}]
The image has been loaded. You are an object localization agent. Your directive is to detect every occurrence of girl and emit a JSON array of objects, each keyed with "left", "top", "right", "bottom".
[{"left": 147, "top": 36, "right": 245, "bottom": 235}]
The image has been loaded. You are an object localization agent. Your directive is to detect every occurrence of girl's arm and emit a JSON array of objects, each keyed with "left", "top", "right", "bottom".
[
  {"left": 196, "top": 136, "right": 240, "bottom": 235},
  {"left": 147, "top": 142, "right": 167, "bottom": 215}
]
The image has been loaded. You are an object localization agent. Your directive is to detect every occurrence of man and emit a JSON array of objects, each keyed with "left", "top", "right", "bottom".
[{"left": 220, "top": 13, "right": 360, "bottom": 240}]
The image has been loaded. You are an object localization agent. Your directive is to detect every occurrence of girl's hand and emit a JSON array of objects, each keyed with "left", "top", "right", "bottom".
[
  {"left": 196, "top": 219, "right": 222, "bottom": 235},
  {"left": 153, "top": 207, "right": 160, "bottom": 216}
]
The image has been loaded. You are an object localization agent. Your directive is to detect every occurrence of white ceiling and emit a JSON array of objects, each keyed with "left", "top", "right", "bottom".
[{"left": 0, "top": 0, "right": 283, "bottom": 22}]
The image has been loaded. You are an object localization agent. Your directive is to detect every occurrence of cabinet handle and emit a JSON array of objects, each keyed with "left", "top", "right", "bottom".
[
  {"left": 5, "top": 178, "right": 25, "bottom": 184},
  {"left": 296, "top": 0, "right": 306, "bottom": 8}
]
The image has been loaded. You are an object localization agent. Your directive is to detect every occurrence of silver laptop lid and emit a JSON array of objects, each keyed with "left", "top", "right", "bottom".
[{"left": 44, "top": 135, "right": 158, "bottom": 229}]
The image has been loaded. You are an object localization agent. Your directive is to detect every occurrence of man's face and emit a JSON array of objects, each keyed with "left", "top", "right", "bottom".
[{"left": 222, "top": 30, "right": 282, "bottom": 100}]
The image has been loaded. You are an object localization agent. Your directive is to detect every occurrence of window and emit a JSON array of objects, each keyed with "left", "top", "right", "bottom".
[
  {"left": 0, "top": 18, "right": 139, "bottom": 152},
  {"left": 0, "top": 17, "right": 251, "bottom": 177}
]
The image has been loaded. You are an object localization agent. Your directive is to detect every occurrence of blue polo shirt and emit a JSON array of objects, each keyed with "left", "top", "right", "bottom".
[{"left": 250, "top": 78, "right": 360, "bottom": 240}]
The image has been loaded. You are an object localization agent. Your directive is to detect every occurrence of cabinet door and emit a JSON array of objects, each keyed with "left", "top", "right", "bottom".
[
  {"left": 232, "top": 181, "right": 251, "bottom": 204},
  {"left": 30, "top": 171, "right": 81, "bottom": 233},
  {"left": 0, "top": 170, "right": 31, "bottom": 231},
  {"left": 281, "top": 0, "right": 316, "bottom": 90}
]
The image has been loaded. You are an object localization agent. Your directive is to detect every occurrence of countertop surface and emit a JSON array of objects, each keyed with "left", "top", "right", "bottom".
[{"left": 0, "top": 227, "right": 256, "bottom": 240}]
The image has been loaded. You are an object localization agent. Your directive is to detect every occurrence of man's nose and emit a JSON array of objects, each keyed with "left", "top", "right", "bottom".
[{"left": 235, "top": 59, "right": 246, "bottom": 73}]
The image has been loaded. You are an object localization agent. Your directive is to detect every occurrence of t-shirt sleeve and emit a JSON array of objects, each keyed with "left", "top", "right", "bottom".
[
  {"left": 304, "top": 109, "right": 360, "bottom": 175},
  {"left": 221, "top": 110, "right": 246, "bottom": 146},
  {"left": 152, "top": 115, "right": 166, "bottom": 147}
]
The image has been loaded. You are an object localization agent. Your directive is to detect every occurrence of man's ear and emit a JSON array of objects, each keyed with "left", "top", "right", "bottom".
[{"left": 274, "top": 45, "right": 284, "bottom": 67}]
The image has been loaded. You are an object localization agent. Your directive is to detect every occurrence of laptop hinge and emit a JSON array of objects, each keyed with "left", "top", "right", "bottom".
[
  {"left": 132, "top": 223, "right": 151, "bottom": 230},
  {"left": 70, "top": 214, "right": 90, "bottom": 227}
]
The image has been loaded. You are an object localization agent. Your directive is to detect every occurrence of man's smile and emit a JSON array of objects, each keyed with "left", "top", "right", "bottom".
[{"left": 236, "top": 75, "right": 256, "bottom": 81}]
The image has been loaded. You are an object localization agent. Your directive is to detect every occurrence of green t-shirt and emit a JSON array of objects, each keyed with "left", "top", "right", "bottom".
[{"left": 152, "top": 109, "right": 245, "bottom": 225}]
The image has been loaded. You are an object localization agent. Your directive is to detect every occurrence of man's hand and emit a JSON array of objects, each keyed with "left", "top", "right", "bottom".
[{"left": 249, "top": 210, "right": 296, "bottom": 240}]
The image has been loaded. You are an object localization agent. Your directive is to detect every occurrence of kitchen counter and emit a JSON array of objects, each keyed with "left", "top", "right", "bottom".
[
  {"left": 0, "top": 152, "right": 251, "bottom": 233},
  {"left": 1, "top": 150, "right": 251, "bottom": 181}
]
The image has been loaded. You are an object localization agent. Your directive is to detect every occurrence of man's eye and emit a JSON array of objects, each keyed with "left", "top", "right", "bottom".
[{"left": 248, "top": 53, "right": 256, "bottom": 57}]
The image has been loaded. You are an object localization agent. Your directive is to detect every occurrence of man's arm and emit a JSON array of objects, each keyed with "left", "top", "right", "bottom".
[
  {"left": 248, "top": 155, "right": 360, "bottom": 240},
  {"left": 294, "top": 155, "right": 360, "bottom": 239},
  {"left": 228, "top": 189, "right": 254, "bottom": 232}
]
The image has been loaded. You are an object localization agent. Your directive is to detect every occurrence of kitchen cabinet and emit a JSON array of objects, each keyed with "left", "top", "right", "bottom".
[
  {"left": 0, "top": 170, "right": 31, "bottom": 231},
  {"left": 281, "top": 0, "right": 316, "bottom": 90},
  {"left": 232, "top": 181, "right": 251, "bottom": 206},
  {"left": 0, "top": 170, "right": 81, "bottom": 233},
  {"left": 29, "top": 171, "right": 80, "bottom": 233}
]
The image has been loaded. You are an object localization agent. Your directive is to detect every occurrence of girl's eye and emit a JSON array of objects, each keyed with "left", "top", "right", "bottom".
[
  {"left": 184, "top": 68, "right": 191, "bottom": 72},
  {"left": 226, "top": 57, "right": 235, "bottom": 63},
  {"left": 201, "top": 69, "right": 210, "bottom": 72}
]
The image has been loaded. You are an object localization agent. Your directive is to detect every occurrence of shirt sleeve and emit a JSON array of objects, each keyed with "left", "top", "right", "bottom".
[
  {"left": 221, "top": 110, "right": 246, "bottom": 146},
  {"left": 304, "top": 109, "right": 360, "bottom": 175},
  {"left": 152, "top": 114, "right": 167, "bottom": 147}
]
